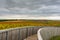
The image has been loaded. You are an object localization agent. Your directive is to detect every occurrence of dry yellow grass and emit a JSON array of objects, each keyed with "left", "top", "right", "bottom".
[{"left": 0, "top": 20, "right": 60, "bottom": 30}]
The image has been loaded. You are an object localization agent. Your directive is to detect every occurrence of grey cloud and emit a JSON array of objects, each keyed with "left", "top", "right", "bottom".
[
  {"left": 6, "top": 0, "right": 60, "bottom": 8},
  {"left": 0, "top": 0, "right": 60, "bottom": 8},
  {"left": 0, "top": 0, "right": 60, "bottom": 19}
]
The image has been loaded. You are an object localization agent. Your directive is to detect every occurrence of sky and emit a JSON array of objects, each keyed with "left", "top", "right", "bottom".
[{"left": 0, "top": 0, "right": 60, "bottom": 20}]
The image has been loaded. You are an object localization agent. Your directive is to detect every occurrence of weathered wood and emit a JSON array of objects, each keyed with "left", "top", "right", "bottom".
[
  {"left": 7, "top": 31, "right": 12, "bottom": 40},
  {"left": 0, "top": 26, "right": 41, "bottom": 40},
  {"left": 1, "top": 32, "right": 6, "bottom": 40},
  {"left": 19, "top": 28, "right": 27, "bottom": 40},
  {"left": 27, "top": 27, "right": 33, "bottom": 36},
  {"left": 11, "top": 29, "right": 19, "bottom": 40},
  {"left": 0, "top": 33, "right": 2, "bottom": 40}
]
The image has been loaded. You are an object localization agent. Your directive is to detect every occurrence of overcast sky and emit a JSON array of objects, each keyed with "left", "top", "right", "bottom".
[{"left": 0, "top": 0, "right": 60, "bottom": 20}]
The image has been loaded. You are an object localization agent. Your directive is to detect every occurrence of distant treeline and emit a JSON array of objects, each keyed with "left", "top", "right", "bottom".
[
  {"left": 0, "top": 20, "right": 8, "bottom": 22},
  {"left": 0, "top": 19, "right": 16, "bottom": 22},
  {"left": 0, "top": 19, "right": 60, "bottom": 22}
]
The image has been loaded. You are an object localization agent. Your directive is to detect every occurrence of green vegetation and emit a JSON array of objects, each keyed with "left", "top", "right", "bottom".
[
  {"left": 0, "top": 20, "right": 60, "bottom": 30},
  {"left": 49, "top": 36, "right": 60, "bottom": 40}
]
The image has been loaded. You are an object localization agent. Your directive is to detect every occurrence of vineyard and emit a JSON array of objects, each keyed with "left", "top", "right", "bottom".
[{"left": 0, "top": 20, "right": 60, "bottom": 30}]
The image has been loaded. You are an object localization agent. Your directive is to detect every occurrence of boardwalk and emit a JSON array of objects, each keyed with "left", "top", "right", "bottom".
[
  {"left": 0, "top": 26, "right": 41, "bottom": 40},
  {"left": 24, "top": 34, "right": 37, "bottom": 40}
]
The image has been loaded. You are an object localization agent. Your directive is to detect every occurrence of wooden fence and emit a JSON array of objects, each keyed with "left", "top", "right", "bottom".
[{"left": 0, "top": 26, "right": 41, "bottom": 40}]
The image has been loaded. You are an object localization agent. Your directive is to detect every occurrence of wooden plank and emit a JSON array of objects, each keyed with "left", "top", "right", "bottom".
[
  {"left": 1, "top": 32, "right": 6, "bottom": 40},
  {"left": 22, "top": 28, "right": 27, "bottom": 40},
  {"left": 0, "top": 33, "right": 2, "bottom": 40},
  {"left": 27, "top": 27, "right": 33, "bottom": 36},
  {"left": 7, "top": 29, "right": 19, "bottom": 40},
  {"left": 17, "top": 29, "right": 20, "bottom": 40},
  {"left": 12, "top": 29, "right": 19, "bottom": 40},
  {"left": 31, "top": 27, "right": 40, "bottom": 35},
  {"left": 19, "top": 28, "right": 27, "bottom": 40},
  {"left": 7, "top": 30, "right": 12, "bottom": 40},
  {"left": 32, "top": 27, "right": 36, "bottom": 34},
  {"left": 19, "top": 28, "right": 23, "bottom": 40}
]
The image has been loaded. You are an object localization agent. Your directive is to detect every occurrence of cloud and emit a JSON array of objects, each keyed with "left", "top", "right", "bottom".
[
  {"left": 0, "top": 0, "right": 60, "bottom": 20},
  {"left": 0, "top": 14, "right": 43, "bottom": 19},
  {"left": 0, "top": 14, "right": 60, "bottom": 20},
  {"left": 0, "top": 8, "right": 10, "bottom": 12},
  {"left": 0, "top": 5, "right": 60, "bottom": 19},
  {"left": 43, "top": 16, "right": 60, "bottom": 20}
]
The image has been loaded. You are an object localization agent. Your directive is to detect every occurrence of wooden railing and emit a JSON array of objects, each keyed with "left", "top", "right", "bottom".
[{"left": 0, "top": 26, "right": 41, "bottom": 40}]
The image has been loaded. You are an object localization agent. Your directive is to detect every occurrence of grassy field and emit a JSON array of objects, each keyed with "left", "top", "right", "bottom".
[{"left": 0, "top": 19, "right": 60, "bottom": 30}]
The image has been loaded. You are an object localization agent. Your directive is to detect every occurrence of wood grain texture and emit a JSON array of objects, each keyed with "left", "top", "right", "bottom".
[{"left": 0, "top": 26, "right": 41, "bottom": 40}]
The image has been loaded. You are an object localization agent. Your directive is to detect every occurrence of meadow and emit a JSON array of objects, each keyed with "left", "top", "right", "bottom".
[{"left": 0, "top": 19, "right": 60, "bottom": 30}]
